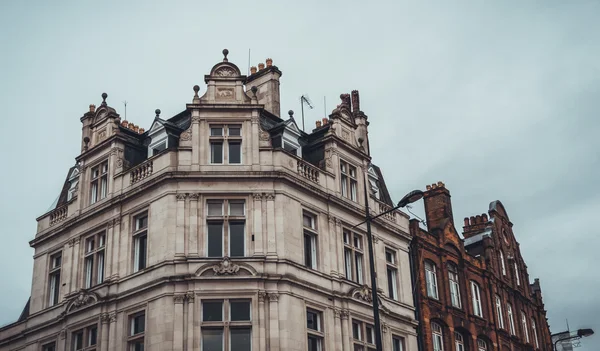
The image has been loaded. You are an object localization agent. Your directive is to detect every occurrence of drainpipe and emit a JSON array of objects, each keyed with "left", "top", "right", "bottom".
[{"left": 409, "top": 237, "right": 424, "bottom": 351}]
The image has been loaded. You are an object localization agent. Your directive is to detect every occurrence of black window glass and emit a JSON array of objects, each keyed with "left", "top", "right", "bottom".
[
  {"left": 208, "top": 223, "right": 223, "bottom": 257},
  {"left": 133, "top": 342, "right": 144, "bottom": 351},
  {"left": 133, "top": 314, "right": 145, "bottom": 334},
  {"left": 228, "top": 126, "right": 241, "bottom": 136},
  {"left": 88, "top": 326, "right": 97, "bottom": 346},
  {"left": 307, "top": 310, "right": 319, "bottom": 330},
  {"left": 203, "top": 301, "right": 223, "bottom": 321},
  {"left": 304, "top": 233, "right": 312, "bottom": 267},
  {"left": 229, "top": 222, "right": 244, "bottom": 257},
  {"left": 211, "top": 142, "right": 223, "bottom": 163},
  {"left": 74, "top": 332, "right": 83, "bottom": 349},
  {"left": 229, "top": 142, "right": 241, "bottom": 164},
  {"left": 388, "top": 268, "right": 395, "bottom": 296},
  {"left": 308, "top": 335, "right": 320, "bottom": 351},
  {"left": 139, "top": 234, "right": 147, "bottom": 269},
  {"left": 230, "top": 328, "right": 251, "bottom": 351},
  {"left": 210, "top": 127, "right": 223, "bottom": 136},
  {"left": 230, "top": 300, "right": 251, "bottom": 321},
  {"left": 202, "top": 328, "right": 223, "bottom": 351}
]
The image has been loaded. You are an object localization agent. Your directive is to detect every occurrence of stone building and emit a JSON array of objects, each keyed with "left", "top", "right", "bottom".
[
  {"left": 409, "top": 182, "right": 553, "bottom": 351},
  {"left": 0, "top": 50, "right": 418, "bottom": 351}
]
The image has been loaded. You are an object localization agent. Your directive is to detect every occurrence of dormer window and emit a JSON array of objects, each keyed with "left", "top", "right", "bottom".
[
  {"left": 90, "top": 161, "right": 108, "bottom": 204},
  {"left": 150, "top": 139, "right": 167, "bottom": 156}
]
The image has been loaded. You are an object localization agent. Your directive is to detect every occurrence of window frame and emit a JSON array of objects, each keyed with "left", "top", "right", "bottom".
[
  {"left": 206, "top": 199, "right": 247, "bottom": 258},
  {"left": 431, "top": 322, "right": 444, "bottom": 351},
  {"left": 470, "top": 281, "right": 483, "bottom": 318},
  {"left": 477, "top": 339, "right": 487, "bottom": 351},
  {"left": 425, "top": 261, "right": 439, "bottom": 300},
  {"left": 507, "top": 303, "right": 516, "bottom": 335},
  {"left": 306, "top": 308, "right": 324, "bottom": 351},
  {"left": 90, "top": 160, "right": 108, "bottom": 205},
  {"left": 385, "top": 248, "right": 399, "bottom": 300},
  {"left": 521, "top": 311, "right": 530, "bottom": 343},
  {"left": 209, "top": 124, "right": 243, "bottom": 165},
  {"left": 392, "top": 335, "right": 405, "bottom": 351},
  {"left": 495, "top": 295, "right": 505, "bottom": 329},
  {"left": 302, "top": 211, "right": 318, "bottom": 270},
  {"left": 201, "top": 298, "right": 252, "bottom": 351},
  {"left": 132, "top": 211, "right": 148, "bottom": 273},
  {"left": 454, "top": 331, "right": 464, "bottom": 351},
  {"left": 128, "top": 311, "right": 146, "bottom": 351},
  {"left": 83, "top": 231, "right": 106, "bottom": 288},
  {"left": 343, "top": 230, "right": 365, "bottom": 284},
  {"left": 531, "top": 317, "right": 539, "bottom": 349},
  {"left": 48, "top": 251, "right": 62, "bottom": 307},
  {"left": 499, "top": 250, "right": 507, "bottom": 276},
  {"left": 340, "top": 160, "right": 358, "bottom": 202},
  {"left": 514, "top": 261, "right": 521, "bottom": 286},
  {"left": 352, "top": 319, "right": 376, "bottom": 350},
  {"left": 42, "top": 341, "right": 57, "bottom": 351},
  {"left": 447, "top": 263, "right": 461, "bottom": 308},
  {"left": 71, "top": 324, "right": 98, "bottom": 351}
]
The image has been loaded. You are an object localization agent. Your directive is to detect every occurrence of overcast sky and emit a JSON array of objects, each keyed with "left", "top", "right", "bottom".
[{"left": 1, "top": 0, "right": 599, "bottom": 349}]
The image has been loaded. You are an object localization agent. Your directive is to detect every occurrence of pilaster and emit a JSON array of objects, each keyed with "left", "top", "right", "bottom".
[
  {"left": 266, "top": 194, "right": 277, "bottom": 257},
  {"left": 258, "top": 291, "right": 267, "bottom": 351},
  {"left": 253, "top": 194, "right": 264, "bottom": 255},
  {"left": 173, "top": 294, "right": 185, "bottom": 351},
  {"left": 268, "top": 292, "right": 280, "bottom": 351},
  {"left": 100, "top": 313, "right": 110, "bottom": 351},
  {"left": 107, "top": 312, "right": 117, "bottom": 351},
  {"left": 341, "top": 309, "right": 350, "bottom": 351},
  {"left": 188, "top": 193, "right": 199, "bottom": 257},
  {"left": 69, "top": 237, "right": 81, "bottom": 293},
  {"left": 175, "top": 193, "right": 187, "bottom": 257},
  {"left": 191, "top": 112, "right": 200, "bottom": 169},
  {"left": 110, "top": 217, "right": 121, "bottom": 281},
  {"left": 186, "top": 292, "right": 195, "bottom": 351}
]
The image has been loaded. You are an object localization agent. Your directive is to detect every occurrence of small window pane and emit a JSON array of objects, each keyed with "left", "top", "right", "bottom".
[
  {"left": 230, "top": 301, "right": 251, "bottom": 321},
  {"left": 228, "top": 126, "right": 241, "bottom": 136},
  {"left": 207, "top": 223, "right": 223, "bottom": 257},
  {"left": 393, "top": 337, "right": 404, "bottom": 351},
  {"left": 229, "top": 201, "right": 245, "bottom": 216},
  {"left": 211, "top": 142, "right": 223, "bottom": 163},
  {"left": 131, "top": 314, "right": 145, "bottom": 335},
  {"left": 352, "top": 321, "right": 361, "bottom": 340},
  {"left": 366, "top": 325, "right": 374, "bottom": 343},
  {"left": 230, "top": 328, "right": 251, "bottom": 351},
  {"left": 211, "top": 126, "right": 223, "bottom": 136},
  {"left": 203, "top": 301, "right": 223, "bottom": 321},
  {"left": 303, "top": 213, "right": 314, "bottom": 229},
  {"left": 307, "top": 310, "right": 320, "bottom": 331},
  {"left": 308, "top": 335, "right": 322, "bottom": 351},
  {"left": 73, "top": 331, "right": 83, "bottom": 349},
  {"left": 229, "top": 142, "right": 241, "bottom": 164},
  {"left": 229, "top": 222, "right": 245, "bottom": 257},
  {"left": 207, "top": 201, "right": 223, "bottom": 216},
  {"left": 136, "top": 215, "right": 148, "bottom": 230},
  {"left": 202, "top": 328, "right": 223, "bottom": 351},
  {"left": 88, "top": 326, "right": 97, "bottom": 346}
]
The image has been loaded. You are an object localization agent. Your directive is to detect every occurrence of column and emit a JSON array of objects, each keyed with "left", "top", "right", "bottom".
[
  {"left": 328, "top": 215, "right": 338, "bottom": 277},
  {"left": 198, "top": 119, "right": 208, "bottom": 165},
  {"left": 251, "top": 113, "right": 260, "bottom": 167},
  {"left": 253, "top": 194, "right": 264, "bottom": 256},
  {"left": 186, "top": 292, "right": 195, "bottom": 351},
  {"left": 266, "top": 194, "right": 277, "bottom": 256},
  {"left": 335, "top": 219, "right": 345, "bottom": 278},
  {"left": 258, "top": 292, "right": 267, "bottom": 351},
  {"left": 78, "top": 166, "right": 88, "bottom": 212},
  {"left": 100, "top": 313, "right": 110, "bottom": 351},
  {"left": 104, "top": 223, "right": 114, "bottom": 279},
  {"left": 268, "top": 293, "right": 280, "bottom": 351},
  {"left": 341, "top": 309, "right": 350, "bottom": 351},
  {"left": 117, "top": 216, "right": 128, "bottom": 279},
  {"left": 111, "top": 217, "right": 121, "bottom": 281},
  {"left": 108, "top": 312, "right": 117, "bottom": 351},
  {"left": 174, "top": 294, "right": 185, "bottom": 351},
  {"left": 332, "top": 308, "right": 343, "bottom": 351},
  {"left": 69, "top": 237, "right": 81, "bottom": 292},
  {"left": 175, "top": 194, "right": 186, "bottom": 257},
  {"left": 191, "top": 112, "right": 200, "bottom": 168},
  {"left": 188, "top": 194, "right": 199, "bottom": 257}
]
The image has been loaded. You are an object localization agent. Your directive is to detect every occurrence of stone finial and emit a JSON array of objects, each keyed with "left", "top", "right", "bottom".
[
  {"left": 155, "top": 109, "right": 161, "bottom": 118},
  {"left": 258, "top": 63, "right": 265, "bottom": 70},
  {"left": 250, "top": 66, "right": 257, "bottom": 74},
  {"left": 193, "top": 85, "right": 200, "bottom": 97},
  {"left": 101, "top": 92, "right": 108, "bottom": 106},
  {"left": 288, "top": 110, "right": 294, "bottom": 118},
  {"left": 351, "top": 90, "right": 360, "bottom": 112},
  {"left": 89, "top": 104, "right": 96, "bottom": 113},
  {"left": 222, "top": 48, "right": 229, "bottom": 62},
  {"left": 251, "top": 86, "right": 258, "bottom": 96},
  {"left": 316, "top": 120, "right": 322, "bottom": 128},
  {"left": 339, "top": 93, "right": 351, "bottom": 107},
  {"left": 266, "top": 58, "right": 273, "bottom": 67}
]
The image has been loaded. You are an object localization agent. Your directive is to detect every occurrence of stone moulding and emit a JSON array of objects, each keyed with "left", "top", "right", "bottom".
[
  {"left": 195, "top": 257, "right": 258, "bottom": 277},
  {"left": 65, "top": 290, "right": 100, "bottom": 314}
]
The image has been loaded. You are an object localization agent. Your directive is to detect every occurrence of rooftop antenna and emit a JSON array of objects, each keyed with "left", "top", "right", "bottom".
[
  {"left": 300, "top": 94, "right": 313, "bottom": 131},
  {"left": 123, "top": 101, "right": 127, "bottom": 120},
  {"left": 247, "top": 48, "right": 251, "bottom": 76},
  {"left": 324, "top": 96, "right": 327, "bottom": 117}
]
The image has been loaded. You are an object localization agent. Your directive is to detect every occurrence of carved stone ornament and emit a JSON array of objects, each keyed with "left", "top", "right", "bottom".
[
  {"left": 354, "top": 285, "right": 374, "bottom": 303},
  {"left": 60, "top": 329, "right": 66, "bottom": 339},
  {"left": 107, "top": 220, "right": 114, "bottom": 229},
  {"left": 191, "top": 116, "right": 201, "bottom": 123},
  {"left": 372, "top": 235, "right": 380, "bottom": 243},
  {"left": 382, "top": 322, "right": 389, "bottom": 333},
  {"left": 334, "top": 218, "right": 342, "bottom": 227},
  {"left": 186, "top": 292, "right": 195, "bottom": 303},
  {"left": 174, "top": 294, "right": 186, "bottom": 304},
  {"left": 180, "top": 127, "right": 192, "bottom": 141},
  {"left": 176, "top": 193, "right": 187, "bottom": 201},
  {"left": 116, "top": 158, "right": 124, "bottom": 167},
  {"left": 328, "top": 215, "right": 335, "bottom": 224},
  {"left": 324, "top": 149, "right": 333, "bottom": 168},
  {"left": 114, "top": 217, "right": 121, "bottom": 227},
  {"left": 340, "top": 309, "right": 349, "bottom": 320},
  {"left": 265, "top": 193, "right": 275, "bottom": 201},
  {"left": 251, "top": 115, "right": 259, "bottom": 124},
  {"left": 268, "top": 293, "right": 279, "bottom": 302},
  {"left": 333, "top": 308, "right": 342, "bottom": 319},
  {"left": 216, "top": 87, "right": 234, "bottom": 99},
  {"left": 259, "top": 130, "right": 270, "bottom": 142},
  {"left": 101, "top": 312, "right": 111, "bottom": 324},
  {"left": 253, "top": 193, "right": 263, "bottom": 201},
  {"left": 215, "top": 67, "right": 236, "bottom": 77},
  {"left": 188, "top": 193, "right": 200, "bottom": 200},
  {"left": 212, "top": 257, "right": 240, "bottom": 275},
  {"left": 68, "top": 237, "right": 81, "bottom": 247},
  {"left": 66, "top": 290, "right": 99, "bottom": 313},
  {"left": 258, "top": 291, "right": 267, "bottom": 303}
]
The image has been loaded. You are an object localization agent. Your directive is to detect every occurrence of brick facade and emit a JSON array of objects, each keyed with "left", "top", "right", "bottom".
[{"left": 410, "top": 182, "right": 553, "bottom": 351}]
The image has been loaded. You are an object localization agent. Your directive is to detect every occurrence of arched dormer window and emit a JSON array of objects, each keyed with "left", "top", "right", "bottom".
[{"left": 425, "top": 261, "right": 439, "bottom": 299}]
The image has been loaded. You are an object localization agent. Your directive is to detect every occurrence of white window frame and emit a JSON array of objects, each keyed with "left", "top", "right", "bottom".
[
  {"left": 531, "top": 317, "right": 539, "bottom": 348},
  {"left": 521, "top": 311, "right": 530, "bottom": 343},
  {"left": 514, "top": 261, "right": 521, "bottom": 286},
  {"left": 454, "top": 332, "right": 464, "bottom": 351},
  {"left": 133, "top": 212, "right": 148, "bottom": 273},
  {"left": 206, "top": 199, "right": 246, "bottom": 257},
  {"left": 431, "top": 322, "right": 444, "bottom": 351},
  {"left": 306, "top": 308, "right": 324, "bottom": 351},
  {"left": 90, "top": 160, "right": 108, "bottom": 204},
  {"left": 352, "top": 319, "right": 376, "bottom": 349},
  {"left": 425, "top": 261, "right": 439, "bottom": 299},
  {"left": 303, "top": 211, "right": 318, "bottom": 270},
  {"left": 209, "top": 124, "right": 242, "bottom": 164},
  {"left": 48, "top": 251, "right": 62, "bottom": 307},
  {"left": 386, "top": 248, "right": 399, "bottom": 300},
  {"left": 448, "top": 263, "right": 461, "bottom": 308},
  {"left": 392, "top": 335, "right": 404, "bottom": 351},
  {"left": 128, "top": 311, "right": 145, "bottom": 351},
  {"left": 507, "top": 303, "right": 516, "bottom": 335},
  {"left": 201, "top": 299, "right": 252, "bottom": 351},
  {"left": 340, "top": 160, "right": 358, "bottom": 201},
  {"left": 499, "top": 250, "right": 506, "bottom": 276},
  {"left": 83, "top": 232, "right": 106, "bottom": 288},
  {"left": 470, "top": 281, "right": 483, "bottom": 317},
  {"left": 343, "top": 230, "right": 364, "bottom": 284},
  {"left": 148, "top": 136, "right": 168, "bottom": 157},
  {"left": 495, "top": 295, "right": 504, "bottom": 329},
  {"left": 72, "top": 325, "right": 98, "bottom": 351},
  {"left": 477, "top": 339, "right": 487, "bottom": 351}
]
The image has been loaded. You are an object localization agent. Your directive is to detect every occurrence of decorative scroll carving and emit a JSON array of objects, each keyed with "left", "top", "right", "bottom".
[
  {"left": 174, "top": 294, "right": 186, "bottom": 304},
  {"left": 68, "top": 237, "right": 80, "bottom": 247},
  {"left": 66, "top": 290, "right": 100, "bottom": 313},
  {"left": 251, "top": 115, "right": 259, "bottom": 124},
  {"left": 252, "top": 193, "right": 263, "bottom": 201},
  {"left": 324, "top": 149, "right": 334, "bottom": 168},
  {"left": 101, "top": 312, "right": 111, "bottom": 324},
  {"left": 352, "top": 285, "right": 374, "bottom": 303},
  {"left": 186, "top": 292, "right": 195, "bottom": 303},
  {"left": 180, "top": 127, "right": 192, "bottom": 142},
  {"left": 340, "top": 309, "right": 349, "bottom": 320},
  {"left": 109, "top": 312, "right": 116, "bottom": 323},
  {"left": 212, "top": 257, "right": 240, "bottom": 275},
  {"left": 268, "top": 293, "right": 279, "bottom": 302},
  {"left": 372, "top": 235, "right": 380, "bottom": 244},
  {"left": 382, "top": 323, "right": 389, "bottom": 333},
  {"left": 98, "top": 129, "right": 107, "bottom": 142},
  {"left": 259, "top": 130, "right": 270, "bottom": 141},
  {"left": 176, "top": 193, "right": 188, "bottom": 201},
  {"left": 188, "top": 193, "right": 200, "bottom": 200},
  {"left": 60, "top": 329, "right": 66, "bottom": 339},
  {"left": 216, "top": 87, "right": 234, "bottom": 99},
  {"left": 258, "top": 291, "right": 267, "bottom": 303},
  {"left": 265, "top": 193, "right": 275, "bottom": 201},
  {"left": 215, "top": 67, "right": 236, "bottom": 77},
  {"left": 191, "top": 116, "right": 201, "bottom": 123},
  {"left": 114, "top": 217, "right": 121, "bottom": 227},
  {"left": 333, "top": 308, "right": 342, "bottom": 319},
  {"left": 334, "top": 218, "right": 342, "bottom": 227}
]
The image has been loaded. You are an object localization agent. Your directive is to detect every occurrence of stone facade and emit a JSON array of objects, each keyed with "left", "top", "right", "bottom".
[
  {"left": 0, "top": 50, "right": 417, "bottom": 351},
  {"left": 410, "top": 182, "right": 553, "bottom": 351}
]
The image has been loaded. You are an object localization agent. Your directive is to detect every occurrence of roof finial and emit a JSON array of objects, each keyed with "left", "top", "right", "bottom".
[
  {"left": 193, "top": 85, "right": 200, "bottom": 97},
  {"left": 101, "top": 92, "right": 108, "bottom": 106},
  {"left": 288, "top": 110, "right": 294, "bottom": 119},
  {"left": 155, "top": 109, "right": 161, "bottom": 118},
  {"left": 222, "top": 49, "right": 229, "bottom": 62}
]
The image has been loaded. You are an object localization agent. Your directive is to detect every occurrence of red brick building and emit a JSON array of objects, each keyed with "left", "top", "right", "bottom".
[{"left": 409, "top": 182, "right": 552, "bottom": 351}]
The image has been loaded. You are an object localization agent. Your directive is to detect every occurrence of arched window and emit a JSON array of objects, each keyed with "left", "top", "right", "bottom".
[
  {"left": 495, "top": 295, "right": 505, "bottom": 329},
  {"left": 477, "top": 339, "right": 487, "bottom": 351},
  {"left": 531, "top": 317, "right": 539, "bottom": 349},
  {"left": 431, "top": 322, "right": 444, "bottom": 351},
  {"left": 425, "top": 261, "right": 439, "bottom": 299},
  {"left": 499, "top": 250, "right": 507, "bottom": 276},
  {"left": 521, "top": 311, "right": 530, "bottom": 343},
  {"left": 454, "top": 332, "right": 464, "bottom": 351},
  {"left": 447, "top": 264, "right": 461, "bottom": 308},
  {"left": 507, "top": 303, "right": 516, "bottom": 335},
  {"left": 514, "top": 261, "right": 521, "bottom": 286},
  {"left": 470, "top": 281, "right": 483, "bottom": 317}
]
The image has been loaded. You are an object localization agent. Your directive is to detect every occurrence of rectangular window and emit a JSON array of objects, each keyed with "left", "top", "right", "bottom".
[
  {"left": 386, "top": 248, "right": 398, "bottom": 300},
  {"left": 470, "top": 281, "right": 483, "bottom": 317},
  {"left": 344, "top": 230, "right": 364, "bottom": 284},
  {"left": 303, "top": 211, "right": 318, "bottom": 269},
  {"left": 496, "top": 295, "right": 505, "bottom": 329},
  {"left": 84, "top": 232, "right": 106, "bottom": 288},
  {"left": 514, "top": 262, "right": 521, "bottom": 286},
  {"left": 210, "top": 124, "right": 242, "bottom": 165},
  {"left": 352, "top": 320, "right": 376, "bottom": 350},
  {"left": 531, "top": 317, "right": 539, "bottom": 348},
  {"left": 133, "top": 212, "right": 148, "bottom": 272},
  {"left": 207, "top": 200, "right": 246, "bottom": 257},
  {"left": 448, "top": 264, "right": 461, "bottom": 308},
  {"left": 48, "top": 251, "right": 62, "bottom": 307},
  {"left": 90, "top": 160, "right": 108, "bottom": 204},
  {"left": 340, "top": 161, "right": 358, "bottom": 201},
  {"left": 42, "top": 342, "right": 56, "bottom": 351},
  {"left": 392, "top": 336, "right": 404, "bottom": 351},
  {"left": 425, "top": 261, "right": 439, "bottom": 300},
  {"left": 202, "top": 299, "right": 251, "bottom": 351},
  {"left": 307, "top": 309, "right": 324, "bottom": 351},
  {"left": 128, "top": 312, "right": 145, "bottom": 351},
  {"left": 507, "top": 303, "right": 516, "bottom": 335},
  {"left": 521, "top": 312, "right": 530, "bottom": 343},
  {"left": 72, "top": 325, "right": 97, "bottom": 351},
  {"left": 151, "top": 141, "right": 167, "bottom": 156}
]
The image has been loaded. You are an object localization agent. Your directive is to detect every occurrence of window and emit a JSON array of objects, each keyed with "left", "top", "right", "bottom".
[
  {"left": 307, "top": 309, "right": 324, "bottom": 351},
  {"left": 507, "top": 303, "right": 516, "bottom": 335},
  {"left": 448, "top": 264, "right": 461, "bottom": 308},
  {"left": 352, "top": 320, "right": 376, "bottom": 351},
  {"left": 386, "top": 248, "right": 399, "bottom": 300},
  {"left": 392, "top": 336, "right": 404, "bottom": 351},
  {"left": 151, "top": 140, "right": 167, "bottom": 156},
  {"left": 495, "top": 295, "right": 505, "bottom": 329},
  {"left": 454, "top": 332, "right": 464, "bottom": 351},
  {"left": 201, "top": 299, "right": 251, "bottom": 351},
  {"left": 207, "top": 200, "right": 246, "bottom": 257},
  {"left": 90, "top": 160, "right": 108, "bottom": 204},
  {"left": 521, "top": 311, "right": 530, "bottom": 343},
  {"left": 84, "top": 232, "right": 106, "bottom": 288},
  {"left": 48, "top": 252, "right": 62, "bottom": 307},
  {"left": 128, "top": 312, "right": 145, "bottom": 351},
  {"left": 72, "top": 325, "right": 97, "bottom": 351},
  {"left": 303, "top": 211, "right": 318, "bottom": 269},
  {"left": 477, "top": 339, "right": 487, "bottom": 351},
  {"left": 210, "top": 124, "right": 242, "bottom": 164},
  {"left": 283, "top": 140, "right": 298, "bottom": 155},
  {"left": 340, "top": 160, "right": 358, "bottom": 201},
  {"left": 343, "top": 230, "right": 364, "bottom": 284},
  {"left": 42, "top": 342, "right": 56, "bottom": 351},
  {"left": 531, "top": 317, "right": 539, "bottom": 349},
  {"left": 431, "top": 322, "right": 444, "bottom": 351},
  {"left": 425, "top": 261, "right": 439, "bottom": 299},
  {"left": 499, "top": 250, "right": 506, "bottom": 276},
  {"left": 133, "top": 212, "right": 148, "bottom": 272},
  {"left": 514, "top": 262, "right": 520, "bottom": 286},
  {"left": 470, "top": 281, "right": 483, "bottom": 317}
]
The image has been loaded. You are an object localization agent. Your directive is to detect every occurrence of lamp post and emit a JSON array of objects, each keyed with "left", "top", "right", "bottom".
[
  {"left": 553, "top": 328, "right": 594, "bottom": 350},
  {"left": 356, "top": 176, "right": 424, "bottom": 351}
]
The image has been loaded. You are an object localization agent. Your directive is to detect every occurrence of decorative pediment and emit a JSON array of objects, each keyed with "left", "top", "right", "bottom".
[
  {"left": 148, "top": 119, "right": 165, "bottom": 134},
  {"left": 65, "top": 290, "right": 100, "bottom": 313},
  {"left": 350, "top": 285, "right": 373, "bottom": 303},
  {"left": 195, "top": 257, "right": 257, "bottom": 277}
]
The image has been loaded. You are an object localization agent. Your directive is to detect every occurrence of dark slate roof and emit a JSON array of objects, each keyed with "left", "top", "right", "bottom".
[
  {"left": 17, "top": 297, "right": 30, "bottom": 322},
  {"left": 55, "top": 166, "right": 77, "bottom": 208},
  {"left": 371, "top": 165, "right": 394, "bottom": 206}
]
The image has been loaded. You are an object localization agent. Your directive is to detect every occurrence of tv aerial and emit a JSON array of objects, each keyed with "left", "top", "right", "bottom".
[{"left": 300, "top": 94, "right": 313, "bottom": 131}]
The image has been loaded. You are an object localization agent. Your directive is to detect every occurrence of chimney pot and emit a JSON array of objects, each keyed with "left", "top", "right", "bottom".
[
  {"left": 470, "top": 216, "right": 476, "bottom": 225},
  {"left": 266, "top": 58, "right": 273, "bottom": 67},
  {"left": 482, "top": 213, "right": 488, "bottom": 222},
  {"left": 426, "top": 185, "right": 432, "bottom": 191},
  {"left": 128, "top": 122, "right": 134, "bottom": 129},
  {"left": 121, "top": 120, "right": 128, "bottom": 127},
  {"left": 322, "top": 118, "right": 328, "bottom": 125},
  {"left": 258, "top": 63, "right": 265, "bottom": 70},
  {"left": 89, "top": 104, "right": 96, "bottom": 113},
  {"left": 316, "top": 121, "right": 322, "bottom": 128},
  {"left": 431, "top": 183, "right": 437, "bottom": 189},
  {"left": 475, "top": 215, "right": 482, "bottom": 224},
  {"left": 139, "top": 128, "right": 145, "bottom": 133},
  {"left": 437, "top": 181, "right": 444, "bottom": 187},
  {"left": 250, "top": 66, "right": 257, "bottom": 74},
  {"left": 464, "top": 218, "right": 470, "bottom": 226}
]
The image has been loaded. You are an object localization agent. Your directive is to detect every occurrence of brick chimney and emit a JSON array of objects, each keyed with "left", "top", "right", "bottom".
[
  {"left": 463, "top": 213, "right": 490, "bottom": 238},
  {"left": 423, "top": 181, "right": 454, "bottom": 230},
  {"left": 245, "top": 58, "right": 282, "bottom": 117}
]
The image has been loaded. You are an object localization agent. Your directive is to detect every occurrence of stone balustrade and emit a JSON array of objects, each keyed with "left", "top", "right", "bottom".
[
  {"left": 297, "top": 159, "right": 320, "bottom": 184},
  {"left": 49, "top": 205, "right": 67, "bottom": 226},
  {"left": 130, "top": 160, "right": 153, "bottom": 185}
]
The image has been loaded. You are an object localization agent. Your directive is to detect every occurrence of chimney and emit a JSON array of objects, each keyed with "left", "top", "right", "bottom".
[
  {"left": 245, "top": 58, "right": 282, "bottom": 117},
  {"left": 322, "top": 118, "right": 328, "bottom": 125},
  {"left": 316, "top": 120, "right": 322, "bottom": 128},
  {"left": 463, "top": 212, "right": 492, "bottom": 238},
  {"left": 423, "top": 181, "right": 454, "bottom": 230},
  {"left": 351, "top": 90, "right": 360, "bottom": 113}
]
